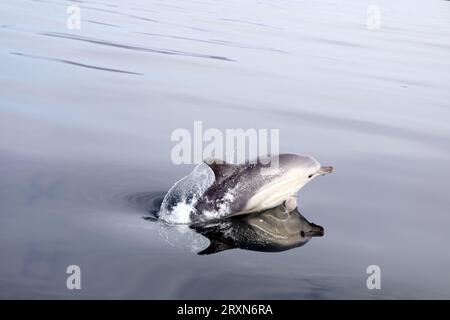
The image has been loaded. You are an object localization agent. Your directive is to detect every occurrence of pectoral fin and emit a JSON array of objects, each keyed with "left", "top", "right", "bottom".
[{"left": 283, "top": 197, "right": 298, "bottom": 211}]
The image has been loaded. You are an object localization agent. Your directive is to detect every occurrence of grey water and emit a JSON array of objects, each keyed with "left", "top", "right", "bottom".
[{"left": 1, "top": 0, "right": 450, "bottom": 299}]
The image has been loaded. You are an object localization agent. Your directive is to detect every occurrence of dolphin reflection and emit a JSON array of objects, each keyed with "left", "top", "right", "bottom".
[{"left": 190, "top": 205, "right": 324, "bottom": 255}]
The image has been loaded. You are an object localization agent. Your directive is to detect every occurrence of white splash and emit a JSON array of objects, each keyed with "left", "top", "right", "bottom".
[{"left": 159, "top": 163, "right": 215, "bottom": 224}]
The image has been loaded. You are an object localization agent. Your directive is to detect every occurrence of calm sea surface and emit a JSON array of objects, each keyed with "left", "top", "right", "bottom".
[{"left": 1, "top": 0, "right": 450, "bottom": 298}]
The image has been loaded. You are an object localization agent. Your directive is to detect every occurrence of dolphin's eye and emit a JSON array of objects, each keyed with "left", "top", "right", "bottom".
[
  {"left": 308, "top": 174, "right": 313, "bottom": 179},
  {"left": 300, "top": 231, "right": 305, "bottom": 237}
]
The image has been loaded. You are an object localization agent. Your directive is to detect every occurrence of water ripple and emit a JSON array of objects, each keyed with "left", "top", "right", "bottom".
[
  {"left": 10, "top": 52, "right": 143, "bottom": 75},
  {"left": 220, "top": 18, "right": 283, "bottom": 30},
  {"left": 113, "top": 191, "right": 165, "bottom": 218},
  {"left": 40, "top": 32, "right": 234, "bottom": 61},
  {"left": 136, "top": 31, "right": 287, "bottom": 53},
  {"left": 86, "top": 20, "right": 122, "bottom": 28}
]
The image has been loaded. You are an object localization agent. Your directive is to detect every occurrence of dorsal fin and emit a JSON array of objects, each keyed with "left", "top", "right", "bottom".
[
  {"left": 204, "top": 158, "right": 237, "bottom": 184},
  {"left": 197, "top": 240, "right": 234, "bottom": 255}
]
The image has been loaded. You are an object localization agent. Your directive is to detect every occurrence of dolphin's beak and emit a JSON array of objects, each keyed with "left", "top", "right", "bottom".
[{"left": 315, "top": 166, "right": 334, "bottom": 176}]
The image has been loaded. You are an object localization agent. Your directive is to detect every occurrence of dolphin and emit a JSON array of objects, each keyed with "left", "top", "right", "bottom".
[
  {"left": 190, "top": 205, "right": 324, "bottom": 255},
  {"left": 159, "top": 153, "right": 334, "bottom": 223}
]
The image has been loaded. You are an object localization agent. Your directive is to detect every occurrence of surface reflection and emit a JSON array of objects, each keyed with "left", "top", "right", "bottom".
[{"left": 190, "top": 205, "right": 324, "bottom": 255}]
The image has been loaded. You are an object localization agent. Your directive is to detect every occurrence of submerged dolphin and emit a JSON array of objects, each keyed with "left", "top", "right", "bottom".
[
  {"left": 159, "top": 153, "right": 334, "bottom": 223},
  {"left": 190, "top": 205, "right": 324, "bottom": 255}
]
